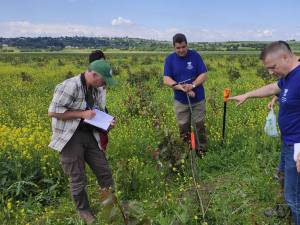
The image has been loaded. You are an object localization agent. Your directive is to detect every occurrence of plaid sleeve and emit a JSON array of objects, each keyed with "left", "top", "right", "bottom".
[{"left": 48, "top": 81, "right": 76, "bottom": 114}]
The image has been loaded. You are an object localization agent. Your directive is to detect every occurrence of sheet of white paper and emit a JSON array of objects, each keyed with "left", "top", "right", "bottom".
[
  {"left": 84, "top": 109, "right": 114, "bottom": 131},
  {"left": 294, "top": 143, "right": 300, "bottom": 162}
]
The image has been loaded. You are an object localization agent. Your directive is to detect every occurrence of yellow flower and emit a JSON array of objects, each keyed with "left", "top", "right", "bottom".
[{"left": 7, "top": 201, "right": 12, "bottom": 210}]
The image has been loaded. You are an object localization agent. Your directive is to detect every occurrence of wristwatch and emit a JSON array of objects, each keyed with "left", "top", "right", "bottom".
[{"left": 192, "top": 83, "right": 196, "bottom": 88}]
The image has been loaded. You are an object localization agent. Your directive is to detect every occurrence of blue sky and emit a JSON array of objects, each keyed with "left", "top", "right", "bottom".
[{"left": 0, "top": 0, "right": 299, "bottom": 41}]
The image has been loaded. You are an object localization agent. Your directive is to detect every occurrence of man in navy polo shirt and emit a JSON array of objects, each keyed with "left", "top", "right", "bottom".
[
  {"left": 164, "top": 33, "right": 208, "bottom": 156},
  {"left": 229, "top": 41, "right": 300, "bottom": 225}
]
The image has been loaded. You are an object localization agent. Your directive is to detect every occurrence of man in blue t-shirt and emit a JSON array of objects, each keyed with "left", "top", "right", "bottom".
[
  {"left": 229, "top": 41, "right": 300, "bottom": 225},
  {"left": 164, "top": 33, "right": 208, "bottom": 156}
]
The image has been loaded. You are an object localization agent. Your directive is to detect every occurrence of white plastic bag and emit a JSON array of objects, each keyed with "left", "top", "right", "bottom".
[{"left": 264, "top": 109, "right": 278, "bottom": 137}]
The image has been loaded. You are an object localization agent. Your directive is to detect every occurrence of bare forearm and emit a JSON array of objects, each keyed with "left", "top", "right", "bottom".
[
  {"left": 271, "top": 95, "right": 278, "bottom": 104},
  {"left": 164, "top": 76, "right": 187, "bottom": 92},
  {"left": 193, "top": 73, "right": 208, "bottom": 86},
  {"left": 163, "top": 76, "right": 177, "bottom": 88},
  {"left": 245, "top": 83, "right": 280, "bottom": 99},
  {"left": 48, "top": 110, "right": 83, "bottom": 120}
]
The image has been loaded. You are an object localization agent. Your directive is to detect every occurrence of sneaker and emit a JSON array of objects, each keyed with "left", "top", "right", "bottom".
[
  {"left": 78, "top": 210, "right": 96, "bottom": 224},
  {"left": 264, "top": 204, "right": 288, "bottom": 218}
]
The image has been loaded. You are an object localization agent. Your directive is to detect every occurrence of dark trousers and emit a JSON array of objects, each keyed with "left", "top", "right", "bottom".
[{"left": 59, "top": 129, "right": 114, "bottom": 211}]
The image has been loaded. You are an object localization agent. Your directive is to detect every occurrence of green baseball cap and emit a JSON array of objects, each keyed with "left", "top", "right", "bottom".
[{"left": 88, "top": 59, "right": 115, "bottom": 86}]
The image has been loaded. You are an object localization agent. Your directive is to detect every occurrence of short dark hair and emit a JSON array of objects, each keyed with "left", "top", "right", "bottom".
[
  {"left": 89, "top": 50, "right": 106, "bottom": 63},
  {"left": 278, "top": 40, "right": 292, "bottom": 51},
  {"left": 260, "top": 41, "right": 292, "bottom": 60},
  {"left": 173, "top": 33, "right": 187, "bottom": 46}
]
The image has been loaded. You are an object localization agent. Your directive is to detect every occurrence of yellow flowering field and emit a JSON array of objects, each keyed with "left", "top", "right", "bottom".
[{"left": 0, "top": 53, "right": 285, "bottom": 225}]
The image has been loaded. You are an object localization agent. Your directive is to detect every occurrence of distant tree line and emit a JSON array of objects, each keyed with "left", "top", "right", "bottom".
[{"left": 0, "top": 37, "right": 299, "bottom": 52}]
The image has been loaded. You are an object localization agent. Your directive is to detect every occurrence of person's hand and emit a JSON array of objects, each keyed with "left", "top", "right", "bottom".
[
  {"left": 183, "top": 84, "right": 194, "bottom": 92},
  {"left": 267, "top": 96, "right": 278, "bottom": 110},
  {"left": 297, "top": 152, "right": 300, "bottom": 173},
  {"left": 267, "top": 101, "right": 275, "bottom": 110},
  {"left": 109, "top": 119, "right": 116, "bottom": 130},
  {"left": 174, "top": 84, "right": 187, "bottom": 92},
  {"left": 228, "top": 94, "right": 249, "bottom": 106},
  {"left": 81, "top": 110, "right": 96, "bottom": 119},
  {"left": 187, "top": 90, "right": 196, "bottom": 98}
]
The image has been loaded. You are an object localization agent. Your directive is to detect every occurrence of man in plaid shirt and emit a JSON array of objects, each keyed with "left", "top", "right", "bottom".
[{"left": 48, "top": 59, "right": 115, "bottom": 224}]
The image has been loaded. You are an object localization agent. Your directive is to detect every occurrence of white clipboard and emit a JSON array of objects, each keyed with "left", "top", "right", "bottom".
[{"left": 84, "top": 109, "right": 114, "bottom": 131}]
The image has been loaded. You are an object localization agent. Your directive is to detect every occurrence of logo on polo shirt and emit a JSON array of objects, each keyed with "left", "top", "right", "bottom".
[
  {"left": 187, "top": 62, "right": 194, "bottom": 70},
  {"left": 281, "top": 89, "right": 288, "bottom": 102}
]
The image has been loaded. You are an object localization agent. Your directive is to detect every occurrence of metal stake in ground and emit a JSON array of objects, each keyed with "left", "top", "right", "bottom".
[
  {"left": 221, "top": 88, "right": 231, "bottom": 145},
  {"left": 186, "top": 93, "right": 205, "bottom": 221},
  {"left": 186, "top": 94, "right": 201, "bottom": 151}
]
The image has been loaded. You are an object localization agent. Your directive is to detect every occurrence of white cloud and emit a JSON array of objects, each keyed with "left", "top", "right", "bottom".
[
  {"left": 255, "top": 29, "right": 274, "bottom": 38},
  {"left": 111, "top": 17, "right": 133, "bottom": 26},
  {"left": 0, "top": 21, "right": 298, "bottom": 42}
]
